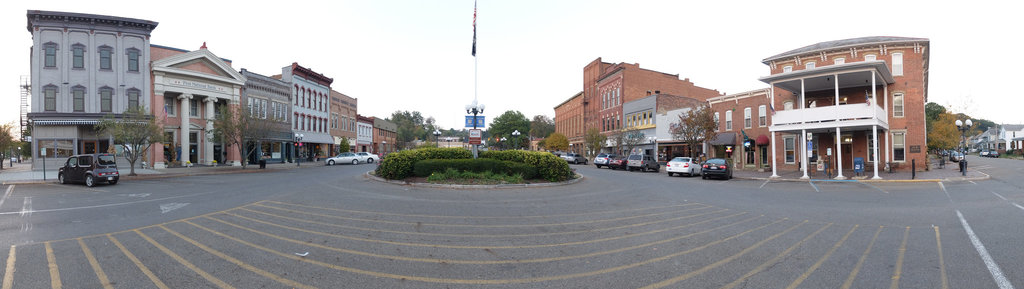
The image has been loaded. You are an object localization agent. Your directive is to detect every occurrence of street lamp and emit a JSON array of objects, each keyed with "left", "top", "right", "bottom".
[
  {"left": 382, "top": 140, "right": 387, "bottom": 156},
  {"left": 294, "top": 133, "right": 304, "bottom": 167},
  {"left": 466, "top": 100, "right": 485, "bottom": 158},
  {"left": 433, "top": 129, "right": 442, "bottom": 148},
  {"left": 956, "top": 119, "right": 973, "bottom": 176},
  {"left": 511, "top": 129, "right": 521, "bottom": 150}
]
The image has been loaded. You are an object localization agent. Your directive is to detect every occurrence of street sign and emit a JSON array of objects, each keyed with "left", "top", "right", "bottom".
[
  {"left": 41, "top": 148, "right": 47, "bottom": 156},
  {"left": 465, "top": 116, "right": 486, "bottom": 128},
  {"left": 469, "top": 129, "right": 483, "bottom": 145}
]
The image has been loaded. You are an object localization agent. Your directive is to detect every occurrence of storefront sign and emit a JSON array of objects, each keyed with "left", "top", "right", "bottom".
[{"left": 168, "top": 78, "right": 228, "bottom": 93}]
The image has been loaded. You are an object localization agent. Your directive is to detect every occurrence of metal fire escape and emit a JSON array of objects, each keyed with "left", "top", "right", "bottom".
[{"left": 20, "top": 75, "right": 31, "bottom": 141}]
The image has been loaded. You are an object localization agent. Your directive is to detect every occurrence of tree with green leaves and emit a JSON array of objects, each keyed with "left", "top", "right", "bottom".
[
  {"left": 390, "top": 110, "right": 429, "bottom": 150},
  {"left": 488, "top": 110, "right": 531, "bottom": 150},
  {"left": 671, "top": 103, "right": 718, "bottom": 158},
  {"left": 0, "top": 122, "right": 15, "bottom": 170},
  {"left": 95, "top": 108, "right": 164, "bottom": 176},
  {"left": 530, "top": 115, "right": 555, "bottom": 139},
  {"left": 546, "top": 133, "right": 569, "bottom": 151},
  {"left": 583, "top": 128, "right": 607, "bottom": 158},
  {"left": 339, "top": 137, "right": 351, "bottom": 153},
  {"left": 211, "top": 104, "right": 271, "bottom": 170},
  {"left": 928, "top": 112, "right": 960, "bottom": 151}
]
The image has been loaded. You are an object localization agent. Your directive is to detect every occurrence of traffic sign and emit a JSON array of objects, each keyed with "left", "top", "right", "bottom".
[{"left": 469, "top": 129, "right": 483, "bottom": 145}]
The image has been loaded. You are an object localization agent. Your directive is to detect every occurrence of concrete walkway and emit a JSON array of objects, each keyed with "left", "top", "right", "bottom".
[
  {"left": 0, "top": 160, "right": 305, "bottom": 185},
  {"left": 734, "top": 160, "right": 988, "bottom": 182}
]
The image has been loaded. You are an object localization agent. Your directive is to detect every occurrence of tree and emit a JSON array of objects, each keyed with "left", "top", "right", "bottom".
[
  {"left": 928, "top": 112, "right": 961, "bottom": 151},
  {"left": 339, "top": 137, "right": 351, "bottom": 153},
  {"left": 390, "top": 110, "right": 427, "bottom": 150},
  {"left": 583, "top": 128, "right": 607, "bottom": 158},
  {"left": 488, "top": 110, "right": 531, "bottom": 150},
  {"left": 94, "top": 108, "right": 165, "bottom": 176},
  {"left": 536, "top": 138, "right": 547, "bottom": 150},
  {"left": 671, "top": 103, "right": 718, "bottom": 158},
  {"left": 546, "top": 133, "right": 569, "bottom": 151},
  {"left": 620, "top": 128, "right": 647, "bottom": 155},
  {"left": 212, "top": 104, "right": 271, "bottom": 170},
  {"left": 0, "top": 122, "right": 15, "bottom": 170},
  {"left": 529, "top": 115, "right": 555, "bottom": 139},
  {"left": 925, "top": 102, "right": 946, "bottom": 133}
]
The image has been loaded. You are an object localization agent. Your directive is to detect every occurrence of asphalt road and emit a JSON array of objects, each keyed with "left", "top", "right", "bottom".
[{"left": 0, "top": 157, "right": 1022, "bottom": 288}]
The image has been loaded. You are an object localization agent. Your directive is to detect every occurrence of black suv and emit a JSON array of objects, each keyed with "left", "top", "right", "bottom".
[{"left": 58, "top": 153, "right": 120, "bottom": 187}]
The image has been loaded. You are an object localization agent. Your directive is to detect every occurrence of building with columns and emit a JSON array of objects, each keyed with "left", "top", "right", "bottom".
[
  {"left": 280, "top": 63, "right": 333, "bottom": 161},
  {"left": 148, "top": 44, "right": 246, "bottom": 168},
  {"left": 25, "top": 10, "right": 158, "bottom": 170}
]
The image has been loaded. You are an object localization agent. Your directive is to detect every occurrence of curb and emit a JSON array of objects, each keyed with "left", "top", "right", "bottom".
[
  {"left": 1, "top": 166, "right": 294, "bottom": 185},
  {"left": 364, "top": 171, "right": 585, "bottom": 189},
  {"left": 736, "top": 172, "right": 990, "bottom": 183}
]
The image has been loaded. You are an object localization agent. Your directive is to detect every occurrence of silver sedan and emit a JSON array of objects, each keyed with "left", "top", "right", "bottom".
[{"left": 325, "top": 152, "right": 361, "bottom": 165}]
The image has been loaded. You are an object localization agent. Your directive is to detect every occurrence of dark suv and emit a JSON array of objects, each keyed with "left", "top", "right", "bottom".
[{"left": 59, "top": 153, "right": 120, "bottom": 187}]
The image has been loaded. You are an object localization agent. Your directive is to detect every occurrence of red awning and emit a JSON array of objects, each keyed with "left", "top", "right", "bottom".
[{"left": 756, "top": 135, "right": 769, "bottom": 146}]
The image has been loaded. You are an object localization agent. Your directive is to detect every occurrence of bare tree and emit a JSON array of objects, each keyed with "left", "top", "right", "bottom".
[
  {"left": 212, "top": 104, "right": 271, "bottom": 169},
  {"left": 671, "top": 103, "right": 717, "bottom": 158},
  {"left": 95, "top": 108, "right": 165, "bottom": 176},
  {"left": 583, "top": 128, "right": 607, "bottom": 158},
  {"left": 620, "top": 128, "right": 647, "bottom": 155}
]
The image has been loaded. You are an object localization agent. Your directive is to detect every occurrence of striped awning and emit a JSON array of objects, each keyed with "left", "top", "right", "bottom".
[{"left": 32, "top": 120, "right": 99, "bottom": 126}]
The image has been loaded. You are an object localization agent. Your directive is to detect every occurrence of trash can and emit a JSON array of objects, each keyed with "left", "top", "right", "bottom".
[{"left": 259, "top": 159, "right": 266, "bottom": 169}]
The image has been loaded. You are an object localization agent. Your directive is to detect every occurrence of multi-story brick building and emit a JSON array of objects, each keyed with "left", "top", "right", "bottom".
[
  {"left": 149, "top": 44, "right": 245, "bottom": 168},
  {"left": 373, "top": 118, "right": 397, "bottom": 157},
  {"left": 329, "top": 90, "right": 357, "bottom": 154},
  {"left": 553, "top": 91, "right": 583, "bottom": 153},
  {"left": 706, "top": 89, "right": 773, "bottom": 170},
  {"left": 621, "top": 93, "right": 702, "bottom": 159},
  {"left": 280, "top": 63, "right": 333, "bottom": 161},
  {"left": 241, "top": 68, "right": 292, "bottom": 164},
  {"left": 26, "top": 10, "right": 158, "bottom": 170},
  {"left": 761, "top": 36, "right": 930, "bottom": 178}
]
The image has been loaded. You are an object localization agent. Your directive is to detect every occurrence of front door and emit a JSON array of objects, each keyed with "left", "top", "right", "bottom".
[
  {"left": 189, "top": 132, "right": 198, "bottom": 164},
  {"left": 842, "top": 144, "right": 853, "bottom": 169},
  {"left": 81, "top": 141, "right": 97, "bottom": 154}
]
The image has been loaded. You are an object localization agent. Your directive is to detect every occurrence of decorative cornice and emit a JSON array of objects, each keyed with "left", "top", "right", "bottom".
[{"left": 27, "top": 10, "right": 157, "bottom": 35}]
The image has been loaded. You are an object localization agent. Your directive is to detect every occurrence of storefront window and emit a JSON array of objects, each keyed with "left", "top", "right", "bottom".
[{"left": 37, "top": 139, "right": 74, "bottom": 158}]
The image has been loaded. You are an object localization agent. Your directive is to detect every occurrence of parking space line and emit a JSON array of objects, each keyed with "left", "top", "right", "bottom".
[
  {"left": 808, "top": 181, "right": 820, "bottom": 192},
  {"left": 721, "top": 222, "right": 832, "bottom": 289},
  {"left": 890, "top": 227, "right": 910, "bottom": 289},
  {"left": 956, "top": 210, "right": 1014, "bottom": 289},
  {"left": 759, "top": 180, "right": 770, "bottom": 189},
  {"left": 939, "top": 182, "right": 952, "bottom": 203},
  {"left": 78, "top": 238, "right": 114, "bottom": 289},
  {"left": 786, "top": 224, "right": 859, "bottom": 289},
  {"left": 0, "top": 185, "right": 13, "bottom": 209},
  {"left": 841, "top": 226, "right": 884, "bottom": 289},
  {"left": 992, "top": 191, "right": 1008, "bottom": 201},
  {"left": 2, "top": 246, "right": 14, "bottom": 289},
  {"left": 639, "top": 220, "right": 809, "bottom": 289},
  {"left": 859, "top": 182, "right": 889, "bottom": 194},
  {"left": 107, "top": 234, "right": 169, "bottom": 289},
  {"left": 238, "top": 206, "right": 728, "bottom": 238},
  {"left": 159, "top": 225, "right": 317, "bottom": 289},
  {"left": 935, "top": 226, "right": 949, "bottom": 289},
  {"left": 44, "top": 242, "right": 61, "bottom": 289},
  {"left": 265, "top": 199, "right": 700, "bottom": 219},
  {"left": 1014, "top": 203, "right": 1024, "bottom": 211},
  {"left": 135, "top": 229, "right": 236, "bottom": 289}
]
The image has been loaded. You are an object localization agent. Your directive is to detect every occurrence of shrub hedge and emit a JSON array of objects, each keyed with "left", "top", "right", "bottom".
[
  {"left": 413, "top": 158, "right": 537, "bottom": 179},
  {"left": 481, "top": 150, "right": 574, "bottom": 182},
  {"left": 375, "top": 148, "right": 473, "bottom": 180}
]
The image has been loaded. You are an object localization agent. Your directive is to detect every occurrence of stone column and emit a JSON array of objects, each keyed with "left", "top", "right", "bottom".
[
  {"left": 835, "top": 127, "right": 845, "bottom": 179},
  {"left": 204, "top": 97, "right": 216, "bottom": 165},
  {"left": 770, "top": 131, "right": 778, "bottom": 178},
  {"left": 153, "top": 94, "right": 166, "bottom": 169},
  {"left": 179, "top": 93, "right": 193, "bottom": 166},
  {"left": 800, "top": 129, "right": 809, "bottom": 179}
]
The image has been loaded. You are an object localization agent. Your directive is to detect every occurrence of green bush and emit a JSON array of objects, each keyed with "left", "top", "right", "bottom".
[
  {"left": 413, "top": 158, "right": 537, "bottom": 179},
  {"left": 481, "top": 150, "right": 574, "bottom": 182},
  {"left": 426, "top": 168, "right": 525, "bottom": 184},
  {"left": 375, "top": 148, "right": 473, "bottom": 179}
]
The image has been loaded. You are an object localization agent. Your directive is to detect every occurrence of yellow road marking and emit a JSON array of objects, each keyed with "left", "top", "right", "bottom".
[
  {"left": 786, "top": 225, "right": 859, "bottom": 289},
  {"left": 721, "top": 223, "right": 832, "bottom": 289},
  {"left": 205, "top": 212, "right": 757, "bottom": 265},
  {"left": 890, "top": 226, "right": 910, "bottom": 289},
  {"left": 45, "top": 242, "right": 62, "bottom": 289},
  {"left": 135, "top": 229, "right": 236, "bottom": 289},
  {"left": 255, "top": 202, "right": 706, "bottom": 228},
  {"left": 226, "top": 209, "right": 741, "bottom": 249},
  {"left": 841, "top": 226, "right": 884, "bottom": 289},
  {"left": 77, "top": 238, "right": 113, "bottom": 289},
  {"left": 639, "top": 220, "right": 810, "bottom": 289},
  {"left": 2, "top": 246, "right": 15, "bottom": 289},
  {"left": 263, "top": 200, "right": 701, "bottom": 219},
  {"left": 189, "top": 216, "right": 788, "bottom": 284},
  {"left": 935, "top": 226, "right": 949, "bottom": 289},
  {"left": 107, "top": 234, "right": 169, "bottom": 289},
  {"left": 239, "top": 206, "right": 728, "bottom": 238},
  {"left": 159, "top": 225, "right": 317, "bottom": 289}
]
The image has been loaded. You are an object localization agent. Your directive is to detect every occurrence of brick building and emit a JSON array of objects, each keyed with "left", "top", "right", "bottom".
[
  {"left": 372, "top": 118, "right": 396, "bottom": 157},
  {"left": 329, "top": 90, "right": 357, "bottom": 153},
  {"left": 706, "top": 89, "right": 773, "bottom": 170},
  {"left": 553, "top": 91, "right": 583, "bottom": 153},
  {"left": 761, "top": 36, "right": 930, "bottom": 178}
]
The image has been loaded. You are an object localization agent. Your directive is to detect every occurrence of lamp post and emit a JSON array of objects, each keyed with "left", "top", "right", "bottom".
[
  {"left": 511, "top": 129, "right": 521, "bottom": 150},
  {"left": 956, "top": 119, "right": 973, "bottom": 176},
  {"left": 433, "top": 129, "right": 441, "bottom": 148},
  {"left": 382, "top": 140, "right": 387, "bottom": 156},
  {"left": 294, "top": 133, "right": 304, "bottom": 167},
  {"left": 465, "top": 101, "right": 485, "bottom": 158}
]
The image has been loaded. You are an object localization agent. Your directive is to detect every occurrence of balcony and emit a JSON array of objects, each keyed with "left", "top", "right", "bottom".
[{"left": 770, "top": 104, "right": 888, "bottom": 132}]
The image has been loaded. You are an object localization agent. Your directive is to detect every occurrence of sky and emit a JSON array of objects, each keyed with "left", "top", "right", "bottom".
[{"left": 2, "top": 0, "right": 1022, "bottom": 138}]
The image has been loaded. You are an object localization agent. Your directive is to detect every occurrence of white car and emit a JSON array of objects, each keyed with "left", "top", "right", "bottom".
[
  {"left": 325, "top": 152, "right": 362, "bottom": 165},
  {"left": 666, "top": 157, "right": 700, "bottom": 177},
  {"left": 356, "top": 152, "right": 379, "bottom": 163}
]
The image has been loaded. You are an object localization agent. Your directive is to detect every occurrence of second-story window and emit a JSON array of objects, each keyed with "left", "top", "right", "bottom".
[
  {"left": 127, "top": 89, "right": 140, "bottom": 110},
  {"left": 834, "top": 58, "right": 845, "bottom": 65},
  {"left": 714, "top": 112, "right": 720, "bottom": 131},
  {"left": 72, "top": 45, "right": 85, "bottom": 69},
  {"left": 865, "top": 55, "right": 876, "bottom": 61},
  {"left": 758, "top": 105, "right": 767, "bottom": 127},
  {"left": 891, "top": 53, "right": 903, "bottom": 76},
  {"left": 100, "top": 87, "right": 113, "bottom": 112},
  {"left": 893, "top": 93, "right": 904, "bottom": 117},
  {"left": 127, "top": 49, "right": 140, "bottom": 72},
  {"left": 72, "top": 86, "right": 85, "bottom": 112},
  {"left": 744, "top": 107, "right": 752, "bottom": 129},
  {"left": 805, "top": 62, "right": 815, "bottom": 69},
  {"left": 99, "top": 47, "right": 113, "bottom": 70},
  {"left": 725, "top": 110, "right": 733, "bottom": 131},
  {"left": 190, "top": 99, "right": 198, "bottom": 117},
  {"left": 44, "top": 85, "right": 57, "bottom": 111},
  {"left": 783, "top": 65, "right": 792, "bottom": 73},
  {"left": 165, "top": 96, "right": 175, "bottom": 116},
  {"left": 783, "top": 101, "right": 793, "bottom": 110}
]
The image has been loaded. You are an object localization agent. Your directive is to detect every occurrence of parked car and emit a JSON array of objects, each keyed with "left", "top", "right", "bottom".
[
  {"left": 607, "top": 156, "right": 628, "bottom": 170},
  {"left": 666, "top": 157, "right": 700, "bottom": 177},
  {"left": 58, "top": 153, "right": 119, "bottom": 187},
  {"left": 987, "top": 150, "right": 1000, "bottom": 158},
  {"left": 948, "top": 151, "right": 964, "bottom": 162},
  {"left": 593, "top": 153, "right": 617, "bottom": 168},
  {"left": 980, "top": 150, "right": 990, "bottom": 157},
  {"left": 325, "top": 152, "right": 362, "bottom": 165},
  {"left": 356, "top": 152, "right": 379, "bottom": 163},
  {"left": 627, "top": 154, "right": 660, "bottom": 172},
  {"left": 701, "top": 158, "right": 733, "bottom": 180},
  {"left": 561, "top": 153, "right": 588, "bottom": 165}
]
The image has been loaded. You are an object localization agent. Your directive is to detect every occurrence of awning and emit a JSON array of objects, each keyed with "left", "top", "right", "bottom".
[
  {"left": 756, "top": 135, "right": 769, "bottom": 146},
  {"left": 32, "top": 120, "right": 99, "bottom": 126},
  {"left": 709, "top": 132, "right": 736, "bottom": 146}
]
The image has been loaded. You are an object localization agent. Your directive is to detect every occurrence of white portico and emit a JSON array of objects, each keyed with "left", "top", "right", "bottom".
[{"left": 150, "top": 46, "right": 246, "bottom": 168}]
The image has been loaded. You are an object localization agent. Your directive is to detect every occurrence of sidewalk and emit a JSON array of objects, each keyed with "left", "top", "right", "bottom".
[
  {"left": 733, "top": 161, "right": 987, "bottom": 182},
  {"left": 0, "top": 160, "right": 306, "bottom": 185}
]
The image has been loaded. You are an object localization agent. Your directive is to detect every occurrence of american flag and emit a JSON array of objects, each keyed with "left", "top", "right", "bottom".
[{"left": 472, "top": 0, "right": 477, "bottom": 56}]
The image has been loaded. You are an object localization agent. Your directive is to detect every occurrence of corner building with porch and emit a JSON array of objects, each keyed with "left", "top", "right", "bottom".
[{"left": 762, "top": 36, "right": 929, "bottom": 179}]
